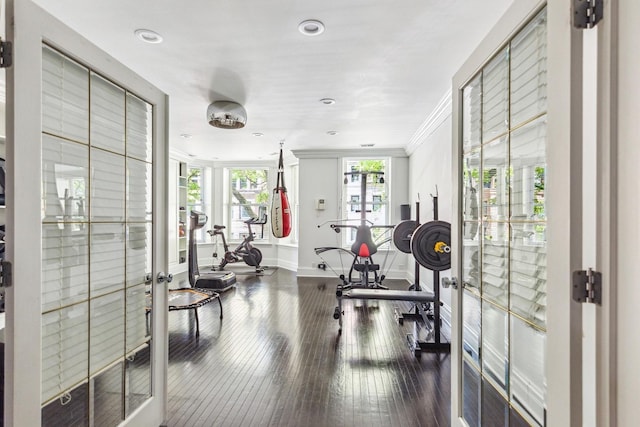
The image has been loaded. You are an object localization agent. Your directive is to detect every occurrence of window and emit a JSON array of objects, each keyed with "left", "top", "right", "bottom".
[
  {"left": 349, "top": 195, "right": 360, "bottom": 212},
  {"left": 227, "top": 168, "right": 269, "bottom": 240},
  {"left": 187, "top": 166, "right": 210, "bottom": 241},
  {"left": 342, "top": 158, "right": 389, "bottom": 247}
]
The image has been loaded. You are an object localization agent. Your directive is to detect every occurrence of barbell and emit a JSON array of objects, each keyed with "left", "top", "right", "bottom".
[{"left": 393, "top": 220, "right": 451, "bottom": 271}]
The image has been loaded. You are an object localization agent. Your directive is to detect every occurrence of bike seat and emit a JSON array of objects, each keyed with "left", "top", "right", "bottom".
[{"left": 213, "top": 225, "right": 225, "bottom": 230}]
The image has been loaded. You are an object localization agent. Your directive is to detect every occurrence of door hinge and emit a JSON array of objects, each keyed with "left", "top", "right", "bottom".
[
  {"left": 0, "top": 39, "right": 12, "bottom": 68},
  {"left": 573, "top": 0, "right": 603, "bottom": 29},
  {"left": 572, "top": 268, "right": 601, "bottom": 305},
  {"left": 0, "top": 261, "right": 12, "bottom": 287}
]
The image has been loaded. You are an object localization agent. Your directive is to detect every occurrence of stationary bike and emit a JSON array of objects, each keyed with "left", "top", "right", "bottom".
[{"left": 207, "top": 210, "right": 267, "bottom": 272}]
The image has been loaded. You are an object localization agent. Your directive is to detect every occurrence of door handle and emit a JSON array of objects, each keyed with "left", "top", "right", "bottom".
[
  {"left": 441, "top": 277, "right": 458, "bottom": 289},
  {"left": 157, "top": 272, "right": 173, "bottom": 283}
]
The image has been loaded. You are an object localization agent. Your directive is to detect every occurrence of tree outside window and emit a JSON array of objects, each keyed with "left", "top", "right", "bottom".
[
  {"left": 188, "top": 167, "right": 207, "bottom": 241},
  {"left": 343, "top": 158, "right": 389, "bottom": 246},
  {"left": 229, "top": 168, "right": 269, "bottom": 240}
]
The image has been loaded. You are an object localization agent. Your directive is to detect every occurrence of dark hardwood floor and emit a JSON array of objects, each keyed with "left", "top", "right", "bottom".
[{"left": 166, "top": 268, "right": 451, "bottom": 427}]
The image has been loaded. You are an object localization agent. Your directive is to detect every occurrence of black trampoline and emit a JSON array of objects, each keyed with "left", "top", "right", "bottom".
[{"left": 147, "top": 288, "right": 222, "bottom": 337}]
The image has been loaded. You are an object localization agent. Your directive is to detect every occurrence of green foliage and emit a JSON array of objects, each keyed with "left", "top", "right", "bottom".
[
  {"left": 533, "top": 166, "right": 545, "bottom": 217},
  {"left": 187, "top": 168, "right": 202, "bottom": 204},
  {"left": 355, "top": 159, "right": 384, "bottom": 172},
  {"left": 231, "top": 168, "right": 269, "bottom": 218}
]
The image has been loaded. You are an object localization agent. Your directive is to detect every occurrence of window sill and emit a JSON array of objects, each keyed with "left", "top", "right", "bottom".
[{"left": 276, "top": 242, "right": 298, "bottom": 248}]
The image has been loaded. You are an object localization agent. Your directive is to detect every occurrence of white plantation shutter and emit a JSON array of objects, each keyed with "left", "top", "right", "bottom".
[
  {"left": 41, "top": 45, "right": 152, "bottom": 406},
  {"left": 42, "top": 47, "right": 89, "bottom": 144},
  {"left": 460, "top": 8, "right": 548, "bottom": 426}
]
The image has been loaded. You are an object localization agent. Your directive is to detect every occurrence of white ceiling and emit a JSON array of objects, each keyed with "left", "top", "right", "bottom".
[{"left": 32, "top": 0, "right": 512, "bottom": 161}]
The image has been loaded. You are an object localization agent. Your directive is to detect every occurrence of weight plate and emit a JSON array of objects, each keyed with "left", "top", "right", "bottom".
[
  {"left": 393, "top": 220, "right": 419, "bottom": 253},
  {"left": 410, "top": 221, "right": 451, "bottom": 271}
]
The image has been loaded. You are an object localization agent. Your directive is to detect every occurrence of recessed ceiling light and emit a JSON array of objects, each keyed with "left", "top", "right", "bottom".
[
  {"left": 134, "top": 29, "right": 163, "bottom": 44},
  {"left": 298, "top": 20, "right": 325, "bottom": 36},
  {"left": 252, "top": 132, "right": 264, "bottom": 137},
  {"left": 327, "top": 130, "right": 338, "bottom": 136},
  {"left": 320, "top": 98, "right": 335, "bottom": 105},
  {"left": 180, "top": 133, "right": 192, "bottom": 139},
  {"left": 360, "top": 143, "right": 375, "bottom": 147}
]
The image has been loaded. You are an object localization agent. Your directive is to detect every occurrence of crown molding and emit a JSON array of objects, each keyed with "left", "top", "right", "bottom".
[
  {"left": 291, "top": 148, "right": 408, "bottom": 159},
  {"left": 404, "top": 90, "right": 452, "bottom": 156}
]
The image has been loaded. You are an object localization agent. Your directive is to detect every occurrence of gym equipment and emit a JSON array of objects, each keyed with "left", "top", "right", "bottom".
[
  {"left": 410, "top": 220, "right": 451, "bottom": 271},
  {"left": 208, "top": 208, "right": 267, "bottom": 273},
  {"left": 189, "top": 210, "right": 237, "bottom": 292},
  {"left": 336, "top": 287, "right": 437, "bottom": 358},
  {"left": 271, "top": 142, "right": 292, "bottom": 238},
  {"left": 317, "top": 170, "right": 407, "bottom": 337},
  {"left": 146, "top": 288, "right": 222, "bottom": 338},
  {"left": 395, "top": 193, "right": 451, "bottom": 354},
  {"left": 392, "top": 220, "right": 419, "bottom": 254},
  {"left": 315, "top": 170, "right": 394, "bottom": 291}
]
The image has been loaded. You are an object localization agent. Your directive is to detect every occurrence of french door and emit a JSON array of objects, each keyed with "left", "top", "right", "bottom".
[
  {"left": 450, "top": 0, "right": 584, "bottom": 425},
  {"left": 4, "top": 1, "right": 169, "bottom": 425}
]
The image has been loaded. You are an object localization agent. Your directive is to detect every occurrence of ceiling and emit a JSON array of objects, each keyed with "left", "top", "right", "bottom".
[{"left": 32, "top": 0, "right": 512, "bottom": 162}]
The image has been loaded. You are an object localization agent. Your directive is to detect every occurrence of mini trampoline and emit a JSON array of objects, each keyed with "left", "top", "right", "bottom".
[{"left": 147, "top": 288, "right": 222, "bottom": 337}]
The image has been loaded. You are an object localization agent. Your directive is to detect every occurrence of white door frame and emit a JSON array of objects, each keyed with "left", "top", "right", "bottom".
[
  {"left": 594, "top": 0, "right": 617, "bottom": 425},
  {"left": 450, "top": 0, "right": 584, "bottom": 425},
  {"left": 5, "top": 1, "right": 169, "bottom": 425}
]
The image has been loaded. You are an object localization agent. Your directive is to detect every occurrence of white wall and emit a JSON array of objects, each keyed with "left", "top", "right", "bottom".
[
  {"left": 294, "top": 149, "right": 410, "bottom": 278},
  {"left": 407, "top": 94, "right": 453, "bottom": 315}
]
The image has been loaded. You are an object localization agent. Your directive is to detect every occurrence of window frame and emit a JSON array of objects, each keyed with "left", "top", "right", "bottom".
[
  {"left": 186, "top": 165, "right": 211, "bottom": 242},
  {"left": 225, "top": 167, "right": 270, "bottom": 242},
  {"left": 341, "top": 157, "right": 391, "bottom": 248}
]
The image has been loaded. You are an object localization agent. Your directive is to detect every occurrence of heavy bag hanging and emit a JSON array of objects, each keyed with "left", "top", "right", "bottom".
[{"left": 271, "top": 145, "right": 292, "bottom": 238}]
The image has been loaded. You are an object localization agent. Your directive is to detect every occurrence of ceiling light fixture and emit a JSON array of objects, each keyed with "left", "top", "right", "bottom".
[
  {"left": 327, "top": 131, "right": 338, "bottom": 136},
  {"left": 320, "top": 98, "right": 335, "bottom": 105},
  {"left": 298, "top": 19, "right": 325, "bottom": 36},
  {"left": 252, "top": 132, "right": 264, "bottom": 137},
  {"left": 207, "top": 101, "right": 247, "bottom": 129},
  {"left": 134, "top": 29, "right": 163, "bottom": 44},
  {"left": 180, "top": 133, "right": 192, "bottom": 139}
]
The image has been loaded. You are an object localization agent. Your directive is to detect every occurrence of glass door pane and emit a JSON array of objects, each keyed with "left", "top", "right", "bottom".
[
  {"left": 457, "top": 7, "right": 548, "bottom": 426},
  {"left": 40, "top": 45, "right": 155, "bottom": 425}
]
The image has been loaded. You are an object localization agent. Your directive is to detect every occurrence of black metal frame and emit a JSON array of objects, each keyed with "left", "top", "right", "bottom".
[{"left": 399, "top": 195, "right": 450, "bottom": 354}]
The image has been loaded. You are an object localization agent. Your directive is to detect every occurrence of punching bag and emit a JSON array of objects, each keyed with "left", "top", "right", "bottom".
[{"left": 271, "top": 146, "right": 292, "bottom": 238}]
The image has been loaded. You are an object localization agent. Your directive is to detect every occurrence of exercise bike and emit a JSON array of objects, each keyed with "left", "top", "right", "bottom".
[{"left": 207, "top": 209, "right": 267, "bottom": 273}]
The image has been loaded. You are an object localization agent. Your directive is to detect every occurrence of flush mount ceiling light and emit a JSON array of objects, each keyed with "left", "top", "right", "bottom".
[
  {"left": 207, "top": 101, "right": 247, "bottom": 129},
  {"left": 180, "top": 133, "right": 192, "bottom": 139},
  {"left": 327, "top": 130, "right": 338, "bottom": 136},
  {"left": 298, "top": 19, "right": 325, "bottom": 36},
  {"left": 320, "top": 98, "right": 335, "bottom": 105},
  {"left": 252, "top": 132, "right": 264, "bottom": 137},
  {"left": 134, "top": 29, "right": 163, "bottom": 44}
]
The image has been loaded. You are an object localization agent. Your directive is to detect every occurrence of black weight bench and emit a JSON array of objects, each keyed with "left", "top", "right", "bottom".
[
  {"left": 341, "top": 288, "right": 435, "bottom": 302},
  {"left": 335, "top": 287, "right": 449, "bottom": 357}
]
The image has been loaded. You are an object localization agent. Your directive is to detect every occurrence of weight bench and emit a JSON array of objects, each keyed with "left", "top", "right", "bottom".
[
  {"left": 335, "top": 288, "right": 449, "bottom": 357},
  {"left": 341, "top": 288, "right": 435, "bottom": 302}
]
